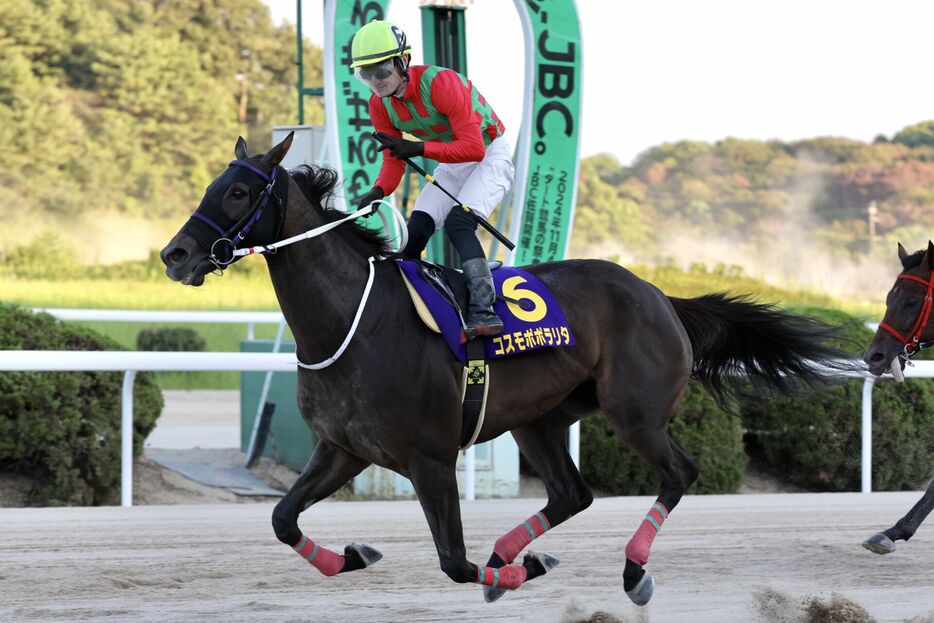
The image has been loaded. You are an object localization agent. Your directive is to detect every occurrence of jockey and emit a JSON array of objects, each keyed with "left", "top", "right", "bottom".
[{"left": 350, "top": 19, "right": 514, "bottom": 339}]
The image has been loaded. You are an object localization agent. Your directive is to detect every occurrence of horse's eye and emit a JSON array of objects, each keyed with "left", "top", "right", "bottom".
[
  {"left": 231, "top": 188, "right": 247, "bottom": 200},
  {"left": 904, "top": 296, "right": 921, "bottom": 307}
]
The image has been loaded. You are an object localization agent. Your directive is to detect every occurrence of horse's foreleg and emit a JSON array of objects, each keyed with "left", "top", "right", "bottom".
[
  {"left": 864, "top": 477, "right": 934, "bottom": 554},
  {"left": 481, "top": 423, "right": 588, "bottom": 602},
  {"left": 271, "top": 440, "right": 376, "bottom": 576},
  {"left": 409, "top": 458, "right": 549, "bottom": 594}
]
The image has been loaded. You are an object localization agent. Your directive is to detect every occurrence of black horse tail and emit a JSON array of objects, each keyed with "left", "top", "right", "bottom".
[{"left": 668, "top": 293, "right": 857, "bottom": 406}]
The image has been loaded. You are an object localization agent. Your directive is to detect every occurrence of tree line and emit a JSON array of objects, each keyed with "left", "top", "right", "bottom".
[
  {"left": 572, "top": 123, "right": 934, "bottom": 260},
  {"left": 3, "top": 1, "right": 933, "bottom": 267},
  {"left": 1, "top": 0, "right": 322, "bottom": 221}
]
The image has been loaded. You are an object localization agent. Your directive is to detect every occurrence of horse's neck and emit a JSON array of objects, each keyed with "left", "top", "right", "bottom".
[{"left": 265, "top": 178, "right": 372, "bottom": 360}]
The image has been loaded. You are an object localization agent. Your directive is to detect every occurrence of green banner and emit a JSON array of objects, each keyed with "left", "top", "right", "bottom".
[
  {"left": 509, "top": 0, "right": 582, "bottom": 265},
  {"left": 323, "top": 0, "right": 392, "bottom": 214}
]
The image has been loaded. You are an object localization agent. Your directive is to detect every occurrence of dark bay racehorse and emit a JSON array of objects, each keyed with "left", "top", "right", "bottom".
[
  {"left": 862, "top": 242, "right": 934, "bottom": 554},
  {"left": 161, "top": 134, "right": 850, "bottom": 605}
]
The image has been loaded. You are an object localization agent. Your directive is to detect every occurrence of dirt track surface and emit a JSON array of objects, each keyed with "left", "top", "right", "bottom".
[{"left": 1, "top": 493, "right": 932, "bottom": 623}]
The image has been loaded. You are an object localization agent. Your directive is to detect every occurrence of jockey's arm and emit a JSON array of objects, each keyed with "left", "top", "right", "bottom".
[
  {"left": 369, "top": 101, "right": 407, "bottom": 196},
  {"left": 423, "top": 69, "right": 486, "bottom": 164}
]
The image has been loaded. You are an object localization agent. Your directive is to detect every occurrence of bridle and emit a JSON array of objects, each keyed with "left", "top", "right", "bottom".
[
  {"left": 189, "top": 159, "right": 284, "bottom": 272},
  {"left": 182, "top": 159, "right": 408, "bottom": 370},
  {"left": 879, "top": 269, "right": 934, "bottom": 361},
  {"left": 189, "top": 158, "right": 407, "bottom": 270}
]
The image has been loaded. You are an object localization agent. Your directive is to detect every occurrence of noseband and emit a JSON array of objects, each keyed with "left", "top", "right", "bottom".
[
  {"left": 190, "top": 159, "right": 283, "bottom": 271},
  {"left": 879, "top": 269, "right": 934, "bottom": 360}
]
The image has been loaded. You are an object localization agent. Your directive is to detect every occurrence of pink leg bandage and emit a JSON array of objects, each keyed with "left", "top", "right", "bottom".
[
  {"left": 625, "top": 501, "right": 669, "bottom": 566},
  {"left": 292, "top": 533, "right": 345, "bottom": 576},
  {"left": 475, "top": 563, "right": 528, "bottom": 590},
  {"left": 493, "top": 512, "right": 552, "bottom": 564}
]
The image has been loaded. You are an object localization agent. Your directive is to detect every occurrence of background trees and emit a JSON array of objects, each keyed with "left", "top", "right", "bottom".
[
  {"left": 3, "top": 0, "right": 932, "bottom": 273},
  {"left": 0, "top": 0, "right": 321, "bottom": 226}
]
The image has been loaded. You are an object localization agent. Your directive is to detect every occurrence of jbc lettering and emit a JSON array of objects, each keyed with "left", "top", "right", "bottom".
[{"left": 534, "top": 29, "right": 576, "bottom": 155}]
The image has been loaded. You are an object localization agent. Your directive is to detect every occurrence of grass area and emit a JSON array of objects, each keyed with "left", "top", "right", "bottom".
[
  {"left": 0, "top": 275, "right": 280, "bottom": 310},
  {"left": 1, "top": 274, "right": 287, "bottom": 390},
  {"left": 1, "top": 260, "right": 885, "bottom": 390}
]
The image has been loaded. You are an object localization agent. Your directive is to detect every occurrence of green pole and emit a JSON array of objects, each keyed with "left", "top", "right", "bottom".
[
  {"left": 296, "top": 1, "right": 324, "bottom": 125},
  {"left": 297, "top": 0, "right": 304, "bottom": 124},
  {"left": 420, "top": 5, "right": 468, "bottom": 266}
]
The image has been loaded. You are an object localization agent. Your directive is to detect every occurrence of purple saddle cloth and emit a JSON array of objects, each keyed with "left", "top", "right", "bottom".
[{"left": 397, "top": 259, "right": 576, "bottom": 362}]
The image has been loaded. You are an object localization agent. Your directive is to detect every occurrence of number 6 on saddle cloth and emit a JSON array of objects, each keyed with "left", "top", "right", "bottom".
[{"left": 396, "top": 258, "right": 575, "bottom": 361}]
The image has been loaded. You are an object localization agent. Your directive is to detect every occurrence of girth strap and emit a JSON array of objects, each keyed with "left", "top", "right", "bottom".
[{"left": 459, "top": 339, "right": 489, "bottom": 450}]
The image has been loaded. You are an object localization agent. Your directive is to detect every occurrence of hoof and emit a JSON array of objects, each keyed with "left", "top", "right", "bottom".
[
  {"left": 339, "top": 543, "right": 383, "bottom": 573},
  {"left": 483, "top": 585, "right": 506, "bottom": 603},
  {"left": 523, "top": 550, "right": 560, "bottom": 579},
  {"left": 625, "top": 571, "right": 654, "bottom": 606},
  {"left": 862, "top": 533, "right": 896, "bottom": 555},
  {"left": 482, "top": 552, "right": 559, "bottom": 603}
]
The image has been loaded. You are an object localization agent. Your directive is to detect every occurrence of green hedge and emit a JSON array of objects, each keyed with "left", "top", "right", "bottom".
[
  {"left": 0, "top": 304, "right": 163, "bottom": 505},
  {"left": 136, "top": 327, "right": 206, "bottom": 352},
  {"left": 580, "top": 382, "right": 747, "bottom": 495},
  {"left": 743, "top": 306, "right": 934, "bottom": 491}
]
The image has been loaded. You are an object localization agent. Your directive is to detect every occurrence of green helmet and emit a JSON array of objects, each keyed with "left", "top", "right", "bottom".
[{"left": 350, "top": 20, "right": 411, "bottom": 68}]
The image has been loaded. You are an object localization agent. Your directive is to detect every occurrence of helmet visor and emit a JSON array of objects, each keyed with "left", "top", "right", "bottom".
[
  {"left": 353, "top": 58, "right": 401, "bottom": 95},
  {"left": 354, "top": 58, "right": 396, "bottom": 81}
]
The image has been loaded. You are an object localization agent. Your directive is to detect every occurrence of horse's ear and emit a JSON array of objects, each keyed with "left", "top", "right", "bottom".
[
  {"left": 235, "top": 137, "right": 249, "bottom": 161},
  {"left": 927, "top": 240, "right": 934, "bottom": 270},
  {"left": 898, "top": 242, "right": 909, "bottom": 262},
  {"left": 261, "top": 131, "right": 294, "bottom": 169}
]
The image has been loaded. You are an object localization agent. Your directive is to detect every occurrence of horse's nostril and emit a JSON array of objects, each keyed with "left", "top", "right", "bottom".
[
  {"left": 867, "top": 351, "right": 885, "bottom": 364},
  {"left": 161, "top": 247, "right": 188, "bottom": 266}
]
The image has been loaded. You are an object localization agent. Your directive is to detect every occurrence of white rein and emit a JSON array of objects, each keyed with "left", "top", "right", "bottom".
[{"left": 233, "top": 200, "right": 407, "bottom": 370}]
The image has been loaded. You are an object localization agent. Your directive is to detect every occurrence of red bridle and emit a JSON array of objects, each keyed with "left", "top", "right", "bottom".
[{"left": 879, "top": 269, "right": 934, "bottom": 358}]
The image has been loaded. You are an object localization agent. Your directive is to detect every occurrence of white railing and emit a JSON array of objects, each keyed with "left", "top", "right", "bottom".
[
  {"left": 858, "top": 360, "right": 934, "bottom": 492},
  {"left": 0, "top": 351, "right": 296, "bottom": 507},
  {"left": 34, "top": 308, "right": 284, "bottom": 340},
  {"left": 29, "top": 308, "right": 485, "bottom": 501},
  {"left": 2, "top": 339, "right": 928, "bottom": 501}
]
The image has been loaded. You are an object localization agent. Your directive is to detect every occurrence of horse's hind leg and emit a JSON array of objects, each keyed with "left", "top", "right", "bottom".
[
  {"left": 864, "top": 477, "right": 934, "bottom": 554},
  {"left": 481, "top": 422, "right": 591, "bottom": 602},
  {"left": 616, "top": 424, "right": 698, "bottom": 605},
  {"left": 271, "top": 440, "right": 379, "bottom": 576},
  {"left": 408, "top": 457, "right": 553, "bottom": 593}
]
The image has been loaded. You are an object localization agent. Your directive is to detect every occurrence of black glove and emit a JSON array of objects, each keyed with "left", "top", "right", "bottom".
[
  {"left": 357, "top": 187, "right": 384, "bottom": 217},
  {"left": 373, "top": 131, "right": 424, "bottom": 160}
]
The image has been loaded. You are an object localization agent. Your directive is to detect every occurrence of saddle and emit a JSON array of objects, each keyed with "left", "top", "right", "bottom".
[
  {"left": 396, "top": 258, "right": 575, "bottom": 450},
  {"left": 409, "top": 259, "right": 502, "bottom": 335}
]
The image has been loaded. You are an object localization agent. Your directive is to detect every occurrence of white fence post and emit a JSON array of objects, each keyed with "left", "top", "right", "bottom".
[
  {"left": 464, "top": 446, "right": 476, "bottom": 501},
  {"left": 861, "top": 377, "right": 875, "bottom": 494},
  {"left": 569, "top": 421, "right": 580, "bottom": 468},
  {"left": 121, "top": 370, "right": 137, "bottom": 507}
]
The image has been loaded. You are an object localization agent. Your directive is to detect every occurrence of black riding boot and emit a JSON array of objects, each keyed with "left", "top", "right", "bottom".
[{"left": 461, "top": 257, "right": 503, "bottom": 339}]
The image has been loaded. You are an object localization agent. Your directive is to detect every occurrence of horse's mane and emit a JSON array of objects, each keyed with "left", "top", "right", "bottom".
[
  {"left": 901, "top": 250, "right": 927, "bottom": 271},
  {"left": 289, "top": 165, "right": 393, "bottom": 257}
]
